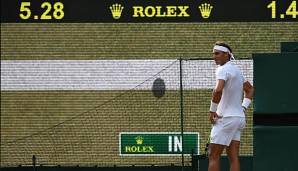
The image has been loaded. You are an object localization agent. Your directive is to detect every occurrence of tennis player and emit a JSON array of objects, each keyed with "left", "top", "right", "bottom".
[{"left": 208, "top": 41, "right": 254, "bottom": 171}]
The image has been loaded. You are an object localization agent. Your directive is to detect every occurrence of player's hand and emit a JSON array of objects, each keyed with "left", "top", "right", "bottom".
[{"left": 209, "top": 112, "right": 220, "bottom": 124}]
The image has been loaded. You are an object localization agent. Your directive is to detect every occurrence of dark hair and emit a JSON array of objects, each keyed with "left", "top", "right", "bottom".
[
  {"left": 215, "top": 41, "right": 233, "bottom": 60},
  {"left": 215, "top": 41, "right": 232, "bottom": 53}
]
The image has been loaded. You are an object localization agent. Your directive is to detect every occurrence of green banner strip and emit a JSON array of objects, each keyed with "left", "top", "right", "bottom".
[{"left": 120, "top": 132, "right": 199, "bottom": 156}]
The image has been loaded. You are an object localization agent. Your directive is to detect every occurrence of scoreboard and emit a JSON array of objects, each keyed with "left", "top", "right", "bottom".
[{"left": 1, "top": 0, "right": 298, "bottom": 22}]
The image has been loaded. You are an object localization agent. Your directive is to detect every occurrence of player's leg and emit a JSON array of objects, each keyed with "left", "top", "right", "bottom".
[
  {"left": 226, "top": 117, "right": 245, "bottom": 171},
  {"left": 208, "top": 117, "right": 227, "bottom": 171},
  {"left": 226, "top": 140, "right": 240, "bottom": 171},
  {"left": 208, "top": 117, "right": 234, "bottom": 171},
  {"left": 208, "top": 143, "right": 225, "bottom": 171}
]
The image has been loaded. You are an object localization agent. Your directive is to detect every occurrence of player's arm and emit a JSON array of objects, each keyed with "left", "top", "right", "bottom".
[
  {"left": 209, "top": 79, "right": 225, "bottom": 124},
  {"left": 212, "top": 79, "right": 225, "bottom": 103},
  {"left": 242, "top": 81, "right": 254, "bottom": 111}
]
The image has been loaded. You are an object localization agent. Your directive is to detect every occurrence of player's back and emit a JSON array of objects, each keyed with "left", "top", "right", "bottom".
[{"left": 216, "top": 61, "right": 245, "bottom": 117}]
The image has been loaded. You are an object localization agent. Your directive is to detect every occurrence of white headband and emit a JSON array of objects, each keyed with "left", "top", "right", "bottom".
[{"left": 213, "top": 45, "right": 235, "bottom": 60}]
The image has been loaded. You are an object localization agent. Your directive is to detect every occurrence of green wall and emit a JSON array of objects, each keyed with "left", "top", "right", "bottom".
[{"left": 253, "top": 53, "right": 298, "bottom": 114}]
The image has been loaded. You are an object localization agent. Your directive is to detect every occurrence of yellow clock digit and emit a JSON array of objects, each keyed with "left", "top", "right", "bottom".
[
  {"left": 267, "top": 1, "right": 276, "bottom": 19},
  {"left": 19, "top": 2, "right": 31, "bottom": 19},
  {"left": 41, "top": 2, "right": 52, "bottom": 19},
  {"left": 53, "top": 2, "right": 65, "bottom": 19},
  {"left": 286, "top": 1, "right": 298, "bottom": 18}
]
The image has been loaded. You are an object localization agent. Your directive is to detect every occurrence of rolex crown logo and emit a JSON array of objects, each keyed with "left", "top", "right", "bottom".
[
  {"left": 198, "top": 3, "right": 213, "bottom": 19},
  {"left": 135, "top": 136, "right": 144, "bottom": 145},
  {"left": 110, "top": 3, "right": 124, "bottom": 19}
]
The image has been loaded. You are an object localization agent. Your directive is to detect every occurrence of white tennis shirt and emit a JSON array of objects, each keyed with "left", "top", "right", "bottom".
[{"left": 215, "top": 61, "right": 245, "bottom": 117}]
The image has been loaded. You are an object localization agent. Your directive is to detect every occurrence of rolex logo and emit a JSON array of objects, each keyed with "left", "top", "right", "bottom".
[
  {"left": 198, "top": 3, "right": 213, "bottom": 19},
  {"left": 135, "top": 136, "right": 144, "bottom": 145},
  {"left": 110, "top": 3, "right": 124, "bottom": 19}
]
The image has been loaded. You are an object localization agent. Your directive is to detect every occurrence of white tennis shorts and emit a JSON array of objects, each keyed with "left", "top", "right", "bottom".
[{"left": 210, "top": 116, "right": 246, "bottom": 146}]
